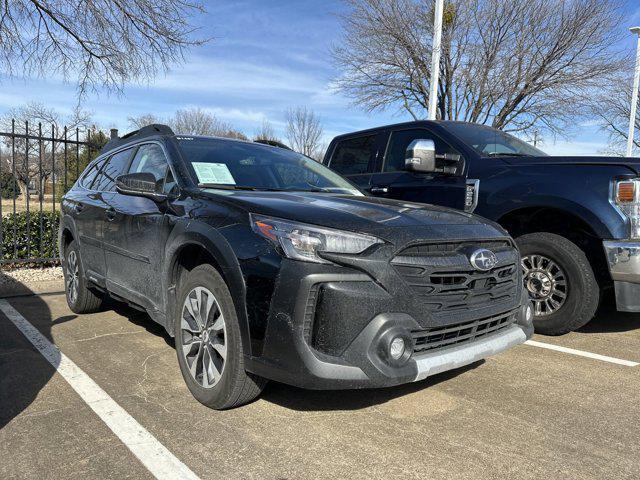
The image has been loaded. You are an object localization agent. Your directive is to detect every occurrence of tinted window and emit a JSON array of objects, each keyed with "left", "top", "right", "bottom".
[
  {"left": 329, "top": 135, "right": 377, "bottom": 175},
  {"left": 93, "top": 149, "right": 133, "bottom": 192},
  {"left": 176, "top": 138, "right": 361, "bottom": 194},
  {"left": 383, "top": 128, "right": 462, "bottom": 172},
  {"left": 445, "top": 122, "right": 547, "bottom": 157},
  {"left": 80, "top": 158, "right": 106, "bottom": 189},
  {"left": 128, "top": 144, "right": 168, "bottom": 189}
]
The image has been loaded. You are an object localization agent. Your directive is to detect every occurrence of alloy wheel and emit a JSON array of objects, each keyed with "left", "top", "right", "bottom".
[
  {"left": 521, "top": 254, "right": 567, "bottom": 316},
  {"left": 180, "top": 286, "right": 227, "bottom": 388},
  {"left": 66, "top": 250, "right": 79, "bottom": 304}
]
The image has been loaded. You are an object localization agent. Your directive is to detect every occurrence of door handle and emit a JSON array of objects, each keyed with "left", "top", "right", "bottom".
[
  {"left": 74, "top": 202, "right": 85, "bottom": 213},
  {"left": 369, "top": 186, "right": 389, "bottom": 194},
  {"left": 105, "top": 207, "right": 116, "bottom": 221}
]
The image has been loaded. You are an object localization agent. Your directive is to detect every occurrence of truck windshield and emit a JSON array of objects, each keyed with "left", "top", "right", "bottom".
[
  {"left": 445, "top": 122, "right": 547, "bottom": 158},
  {"left": 177, "top": 137, "right": 363, "bottom": 195}
]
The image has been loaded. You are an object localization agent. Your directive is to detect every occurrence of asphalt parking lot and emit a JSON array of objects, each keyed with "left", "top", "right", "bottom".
[{"left": 1, "top": 288, "right": 640, "bottom": 480}]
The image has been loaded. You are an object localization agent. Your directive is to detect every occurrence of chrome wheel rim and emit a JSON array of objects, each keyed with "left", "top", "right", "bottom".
[
  {"left": 522, "top": 254, "right": 567, "bottom": 316},
  {"left": 180, "top": 286, "right": 227, "bottom": 389},
  {"left": 66, "top": 250, "right": 79, "bottom": 304}
]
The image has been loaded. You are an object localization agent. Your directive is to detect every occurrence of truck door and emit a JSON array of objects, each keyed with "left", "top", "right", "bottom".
[
  {"left": 368, "top": 127, "right": 470, "bottom": 211},
  {"left": 325, "top": 132, "right": 386, "bottom": 190}
]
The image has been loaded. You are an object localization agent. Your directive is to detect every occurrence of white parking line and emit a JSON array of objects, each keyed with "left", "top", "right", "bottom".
[
  {"left": 0, "top": 299, "right": 200, "bottom": 480},
  {"left": 524, "top": 340, "right": 639, "bottom": 367}
]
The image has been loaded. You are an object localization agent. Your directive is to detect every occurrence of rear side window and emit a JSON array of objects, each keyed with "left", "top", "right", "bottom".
[
  {"left": 128, "top": 144, "right": 169, "bottom": 191},
  {"left": 92, "top": 148, "right": 133, "bottom": 192},
  {"left": 329, "top": 135, "right": 377, "bottom": 175},
  {"left": 79, "top": 158, "right": 106, "bottom": 189}
]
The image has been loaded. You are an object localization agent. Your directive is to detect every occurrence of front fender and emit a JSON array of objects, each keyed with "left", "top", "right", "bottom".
[{"left": 476, "top": 165, "right": 630, "bottom": 239}]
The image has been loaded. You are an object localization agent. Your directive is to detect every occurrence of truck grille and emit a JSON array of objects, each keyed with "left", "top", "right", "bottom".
[
  {"left": 412, "top": 310, "right": 517, "bottom": 354},
  {"left": 392, "top": 241, "right": 520, "bottom": 314}
]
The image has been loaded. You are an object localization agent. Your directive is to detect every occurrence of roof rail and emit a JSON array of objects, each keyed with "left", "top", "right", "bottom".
[{"left": 100, "top": 124, "right": 175, "bottom": 154}]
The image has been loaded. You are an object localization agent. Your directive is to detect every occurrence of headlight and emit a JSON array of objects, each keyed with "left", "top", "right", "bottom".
[
  {"left": 251, "top": 214, "right": 383, "bottom": 263},
  {"left": 614, "top": 179, "right": 640, "bottom": 239}
]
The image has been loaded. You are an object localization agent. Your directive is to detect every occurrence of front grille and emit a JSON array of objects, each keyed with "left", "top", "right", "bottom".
[
  {"left": 412, "top": 310, "right": 517, "bottom": 354},
  {"left": 400, "top": 240, "right": 510, "bottom": 256},
  {"left": 392, "top": 241, "right": 520, "bottom": 314}
]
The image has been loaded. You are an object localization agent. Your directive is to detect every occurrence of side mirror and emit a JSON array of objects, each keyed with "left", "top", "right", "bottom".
[
  {"left": 405, "top": 139, "right": 436, "bottom": 173},
  {"left": 116, "top": 172, "right": 166, "bottom": 202}
]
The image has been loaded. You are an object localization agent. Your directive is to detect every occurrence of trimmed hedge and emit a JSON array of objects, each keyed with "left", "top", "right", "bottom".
[
  {"left": 0, "top": 171, "right": 19, "bottom": 200},
  {"left": 1, "top": 211, "right": 60, "bottom": 262}
]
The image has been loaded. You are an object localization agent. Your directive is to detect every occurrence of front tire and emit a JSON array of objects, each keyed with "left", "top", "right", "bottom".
[
  {"left": 63, "top": 240, "right": 103, "bottom": 314},
  {"left": 174, "top": 264, "right": 266, "bottom": 409},
  {"left": 516, "top": 232, "right": 599, "bottom": 335}
]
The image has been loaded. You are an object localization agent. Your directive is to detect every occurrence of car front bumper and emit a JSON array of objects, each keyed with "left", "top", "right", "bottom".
[
  {"left": 603, "top": 240, "right": 640, "bottom": 311},
  {"left": 246, "top": 259, "right": 533, "bottom": 390}
]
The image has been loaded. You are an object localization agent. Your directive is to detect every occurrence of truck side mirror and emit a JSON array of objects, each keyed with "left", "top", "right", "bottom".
[{"left": 405, "top": 139, "right": 436, "bottom": 173}]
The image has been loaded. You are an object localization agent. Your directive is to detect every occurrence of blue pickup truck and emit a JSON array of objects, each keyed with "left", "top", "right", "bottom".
[{"left": 323, "top": 121, "right": 640, "bottom": 335}]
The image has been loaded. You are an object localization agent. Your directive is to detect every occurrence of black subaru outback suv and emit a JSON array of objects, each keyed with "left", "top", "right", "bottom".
[{"left": 59, "top": 124, "right": 533, "bottom": 409}]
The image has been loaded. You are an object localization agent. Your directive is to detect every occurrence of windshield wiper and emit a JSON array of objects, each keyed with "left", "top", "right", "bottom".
[{"left": 198, "top": 183, "right": 284, "bottom": 191}]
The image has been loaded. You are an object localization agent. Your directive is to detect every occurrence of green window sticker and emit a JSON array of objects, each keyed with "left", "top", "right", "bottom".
[{"left": 192, "top": 162, "right": 236, "bottom": 185}]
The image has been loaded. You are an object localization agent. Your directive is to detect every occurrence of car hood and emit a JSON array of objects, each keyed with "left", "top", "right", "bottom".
[
  {"left": 501, "top": 155, "right": 640, "bottom": 174},
  {"left": 199, "top": 189, "right": 507, "bottom": 243}
]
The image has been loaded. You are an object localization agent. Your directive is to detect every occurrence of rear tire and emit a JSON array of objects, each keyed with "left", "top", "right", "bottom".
[
  {"left": 63, "top": 240, "right": 103, "bottom": 314},
  {"left": 174, "top": 264, "right": 266, "bottom": 409},
  {"left": 516, "top": 232, "right": 599, "bottom": 335}
]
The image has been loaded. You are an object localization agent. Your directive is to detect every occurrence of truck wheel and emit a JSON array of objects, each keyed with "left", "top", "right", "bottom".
[
  {"left": 175, "top": 264, "right": 266, "bottom": 409},
  {"left": 63, "top": 240, "right": 103, "bottom": 314},
  {"left": 516, "top": 233, "right": 599, "bottom": 335}
]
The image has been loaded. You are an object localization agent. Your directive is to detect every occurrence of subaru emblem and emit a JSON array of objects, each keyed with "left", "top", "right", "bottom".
[{"left": 469, "top": 248, "right": 498, "bottom": 271}]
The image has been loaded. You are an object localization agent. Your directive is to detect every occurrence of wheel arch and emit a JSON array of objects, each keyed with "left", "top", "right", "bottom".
[
  {"left": 497, "top": 206, "right": 610, "bottom": 286},
  {"left": 163, "top": 223, "right": 251, "bottom": 353}
]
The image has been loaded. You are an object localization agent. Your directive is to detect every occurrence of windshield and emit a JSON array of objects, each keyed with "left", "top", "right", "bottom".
[
  {"left": 445, "top": 122, "right": 547, "bottom": 158},
  {"left": 176, "top": 137, "right": 363, "bottom": 195}
]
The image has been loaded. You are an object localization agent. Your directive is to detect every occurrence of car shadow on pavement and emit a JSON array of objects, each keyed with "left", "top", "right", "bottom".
[
  {"left": 576, "top": 290, "right": 640, "bottom": 334},
  {"left": 578, "top": 305, "right": 640, "bottom": 334},
  {"left": 108, "top": 300, "right": 175, "bottom": 348},
  {"left": 0, "top": 275, "right": 55, "bottom": 429},
  {"left": 261, "top": 361, "right": 484, "bottom": 411}
]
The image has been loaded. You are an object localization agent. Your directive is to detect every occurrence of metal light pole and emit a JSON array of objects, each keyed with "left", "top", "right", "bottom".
[
  {"left": 428, "top": 0, "right": 444, "bottom": 121},
  {"left": 626, "top": 27, "right": 640, "bottom": 157}
]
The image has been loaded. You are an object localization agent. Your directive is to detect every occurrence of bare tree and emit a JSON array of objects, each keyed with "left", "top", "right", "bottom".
[
  {"left": 129, "top": 108, "right": 248, "bottom": 139},
  {"left": 254, "top": 120, "right": 281, "bottom": 143},
  {"left": 595, "top": 71, "right": 640, "bottom": 156},
  {"left": 170, "top": 107, "right": 247, "bottom": 139},
  {"left": 0, "top": 103, "right": 92, "bottom": 199},
  {"left": 128, "top": 114, "right": 163, "bottom": 130},
  {"left": 1, "top": 0, "right": 207, "bottom": 97},
  {"left": 333, "top": 0, "right": 626, "bottom": 135},
  {"left": 285, "top": 107, "right": 324, "bottom": 160}
]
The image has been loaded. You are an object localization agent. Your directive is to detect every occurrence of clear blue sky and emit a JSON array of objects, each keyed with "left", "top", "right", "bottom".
[{"left": 1, "top": 0, "right": 640, "bottom": 154}]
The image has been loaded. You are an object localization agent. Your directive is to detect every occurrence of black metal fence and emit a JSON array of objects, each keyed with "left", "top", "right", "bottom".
[{"left": 0, "top": 120, "right": 102, "bottom": 266}]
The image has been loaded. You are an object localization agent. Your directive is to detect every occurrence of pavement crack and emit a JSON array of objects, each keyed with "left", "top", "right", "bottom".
[{"left": 76, "top": 331, "right": 144, "bottom": 343}]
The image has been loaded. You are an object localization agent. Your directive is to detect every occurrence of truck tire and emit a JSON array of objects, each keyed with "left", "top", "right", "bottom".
[
  {"left": 63, "top": 240, "right": 104, "bottom": 314},
  {"left": 516, "top": 232, "right": 599, "bottom": 335},
  {"left": 175, "top": 264, "right": 266, "bottom": 409}
]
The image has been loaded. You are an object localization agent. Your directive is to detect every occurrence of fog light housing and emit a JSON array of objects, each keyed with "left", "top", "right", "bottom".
[{"left": 389, "top": 337, "right": 405, "bottom": 360}]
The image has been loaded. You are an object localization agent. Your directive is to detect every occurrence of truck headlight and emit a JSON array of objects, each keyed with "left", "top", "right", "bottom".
[
  {"left": 251, "top": 214, "right": 383, "bottom": 263},
  {"left": 614, "top": 179, "right": 640, "bottom": 239}
]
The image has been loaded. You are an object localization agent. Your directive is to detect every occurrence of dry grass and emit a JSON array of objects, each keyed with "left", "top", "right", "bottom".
[{"left": 1, "top": 196, "right": 59, "bottom": 215}]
